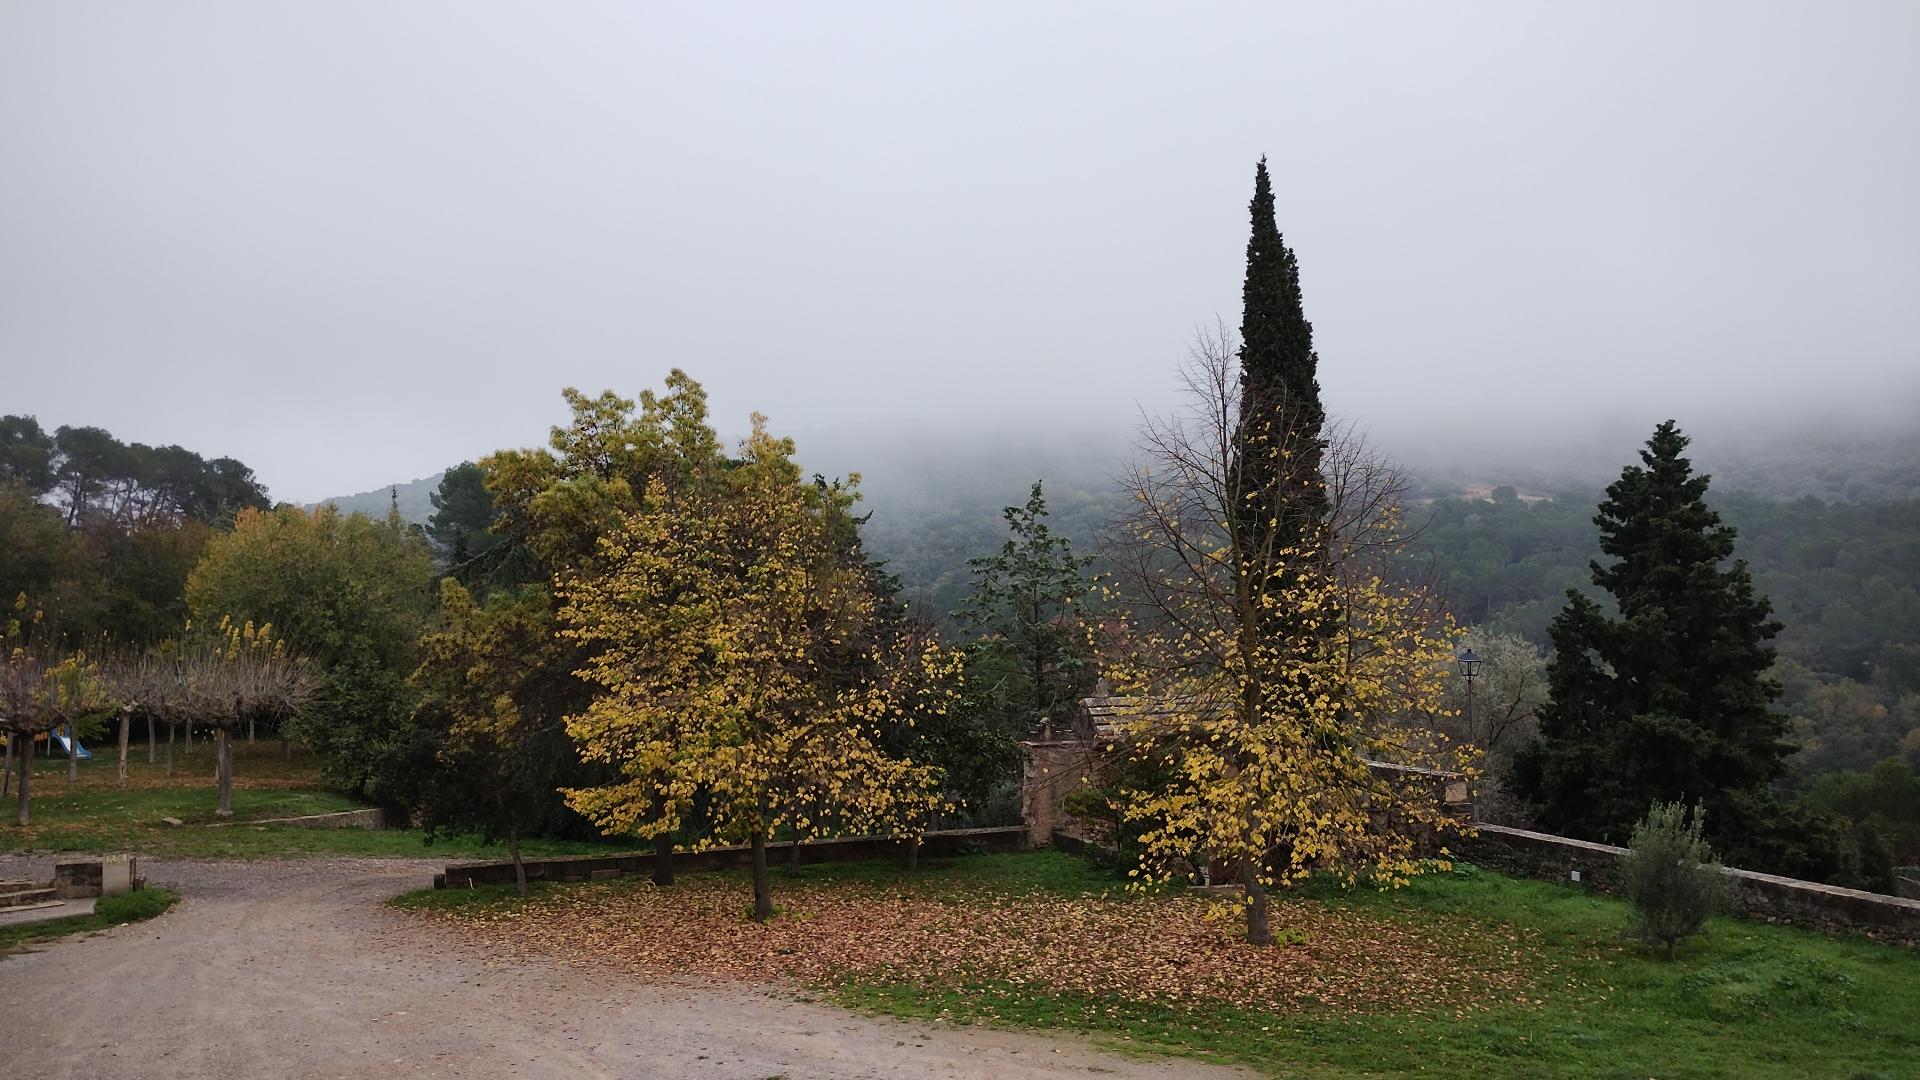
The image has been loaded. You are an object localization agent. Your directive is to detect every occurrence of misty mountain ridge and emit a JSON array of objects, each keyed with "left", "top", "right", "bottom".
[
  {"left": 315, "top": 415, "right": 1917, "bottom": 624},
  {"left": 317, "top": 411, "right": 1920, "bottom": 525}
]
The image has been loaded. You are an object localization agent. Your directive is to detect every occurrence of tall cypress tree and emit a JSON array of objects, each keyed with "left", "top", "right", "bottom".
[
  {"left": 1511, "top": 421, "right": 1792, "bottom": 849},
  {"left": 1235, "top": 156, "right": 1328, "bottom": 554}
]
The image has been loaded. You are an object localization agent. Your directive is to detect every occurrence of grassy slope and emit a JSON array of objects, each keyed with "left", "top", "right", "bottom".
[
  {"left": 0, "top": 740, "right": 625, "bottom": 861},
  {"left": 401, "top": 852, "right": 1920, "bottom": 1080},
  {"left": 0, "top": 887, "right": 179, "bottom": 957}
]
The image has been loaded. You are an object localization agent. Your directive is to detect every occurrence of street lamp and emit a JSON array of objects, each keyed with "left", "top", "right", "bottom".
[{"left": 1457, "top": 648, "right": 1482, "bottom": 746}]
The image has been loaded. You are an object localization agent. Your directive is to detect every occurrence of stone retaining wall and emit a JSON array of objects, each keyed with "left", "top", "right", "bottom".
[
  {"left": 1458, "top": 822, "right": 1920, "bottom": 947},
  {"left": 53, "top": 859, "right": 102, "bottom": 899},
  {"left": 51, "top": 855, "right": 139, "bottom": 898},
  {"left": 439, "top": 826, "right": 1029, "bottom": 889}
]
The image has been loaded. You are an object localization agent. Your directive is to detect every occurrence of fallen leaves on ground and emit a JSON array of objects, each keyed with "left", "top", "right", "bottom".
[{"left": 415, "top": 874, "right": 1540, "bottom": 1015}]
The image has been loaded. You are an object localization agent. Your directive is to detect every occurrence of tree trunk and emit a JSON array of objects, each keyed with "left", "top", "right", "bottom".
[
  {"left": 248, "top": 715, "right": 255, "bottom": 744},
  {"left": 508, "top": 827, "right": 527, "bottom": 897},
  {"left": 185, "top": 721, "right": 192, "bottom": 754},
  {"left": 66, "top": 720, "right": 78, "bottom": 783},
  {"left": 2, "top": 732, "right": 11, "bottom": 798},
  {"left": 147, "top": 712, "right": 156, "bottom": 764},
  {"left": 750, "top": 830, "right": 773, "bottom": 922},
  {"left": 787, "top": 834, "right": 802, "bottom": 876},
  {"left": 215, "top": 728, "right": 233, "bottom": 817},
  {"left": 118, "top": 707, "right": 131, "bottom": 785},
  {"left": 15, "top": 734, "right": 33, "bottom": 826},
  {"left": 651, "top": 830, "right": 674, "bottom": 887},
  {"left": 166, "top": 720, "right": 176, "bottom": 778},
  {"left": 907, "top": 833, "right": 921, "bottom": 872},
  {"left": 1242, "top": 861, "right": 1272, "bottom": 946}
]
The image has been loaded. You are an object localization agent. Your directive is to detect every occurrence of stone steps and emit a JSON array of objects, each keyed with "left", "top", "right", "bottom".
[{"left": 1, "top": 884, "right": 59, "bottom": 908}]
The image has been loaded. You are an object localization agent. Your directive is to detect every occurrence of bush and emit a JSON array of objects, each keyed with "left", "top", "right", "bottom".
[
  {"left": 96, "top": 886, "right": 177, "bottom": 923},
  {"left": 1620, "top": 801, "right": 1730, "bottom": 959}
]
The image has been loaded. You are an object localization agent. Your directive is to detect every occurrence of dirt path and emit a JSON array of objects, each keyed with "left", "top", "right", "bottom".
[{"left": 0, "top": 857, "right": 1244, "bottom": 1079}]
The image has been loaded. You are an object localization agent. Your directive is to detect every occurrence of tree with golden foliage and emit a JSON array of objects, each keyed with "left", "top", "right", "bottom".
[
  {"left": 556, "top": 418, "right": 959, "bottom": 921},
  {"left": 1104, "top": 326, "right": 1473, "bottom": 945},
  {"left": 445, "top": 371, "right": 731, "bottom": 886}
]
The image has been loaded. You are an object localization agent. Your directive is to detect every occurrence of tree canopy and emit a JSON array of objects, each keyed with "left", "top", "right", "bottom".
[
  {"left": 557, "top": 417, "right": 957, "bottom": 919},
  {"left": 186, "top": 504, "right": 437, "bottom": 802}
]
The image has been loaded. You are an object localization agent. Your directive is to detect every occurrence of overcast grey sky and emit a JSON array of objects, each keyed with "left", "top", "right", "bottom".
[{"left": 3, "top": 2, "right": 1916, "bottom": 502}]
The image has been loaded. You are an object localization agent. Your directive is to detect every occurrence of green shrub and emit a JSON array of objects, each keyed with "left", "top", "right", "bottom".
[
  {"left": 96, "top": 887, "right": 177, "bottom": 923},
  {"left": 1620, "top": 801, "right": 1730, "bottom": 959}
]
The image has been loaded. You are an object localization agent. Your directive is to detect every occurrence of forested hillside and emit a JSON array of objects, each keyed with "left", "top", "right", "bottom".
[
  {"left": 840, "top": 423, "right": 1920, "bottom": 786},
  {"left": 317, "top": 420, "right": 1919, "bottom": 786},
  {"left": 1416, "top": 486, "right": 1919, "bottom": 781}
]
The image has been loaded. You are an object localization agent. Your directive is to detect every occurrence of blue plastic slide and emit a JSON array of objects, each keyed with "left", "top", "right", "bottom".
[{"left": 49, "top": 731, "right": 93, "bottom": 761}]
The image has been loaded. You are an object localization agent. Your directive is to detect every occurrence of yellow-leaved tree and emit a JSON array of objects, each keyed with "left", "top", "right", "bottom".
[
  {"left": 557, "top": 418, "right": 958, "bottom": 921},
  {"left": 436, "top": 371, "right": 732, "bottom": 889},
  {"left": 1104, "top": 327, "right": 1473, "bottom": 944}
]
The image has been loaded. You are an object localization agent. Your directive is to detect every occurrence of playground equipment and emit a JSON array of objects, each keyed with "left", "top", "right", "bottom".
[{"left": 46, "top": 730, "right": 92, "bottom": 761}]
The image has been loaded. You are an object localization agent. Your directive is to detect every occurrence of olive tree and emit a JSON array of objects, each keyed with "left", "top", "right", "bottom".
[{"left": 1620, "top": 801, "right": 1730, "bottom": 960}]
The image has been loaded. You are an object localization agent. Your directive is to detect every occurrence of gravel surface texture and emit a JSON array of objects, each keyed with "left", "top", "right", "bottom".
[{"left": 0, "top": 856, "right": 1243, "bottom": 1079}]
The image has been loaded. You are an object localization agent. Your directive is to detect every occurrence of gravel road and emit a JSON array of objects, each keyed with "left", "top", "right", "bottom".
[{"left": 0, "top": 856, "right": 1243, "bottom": 1079}]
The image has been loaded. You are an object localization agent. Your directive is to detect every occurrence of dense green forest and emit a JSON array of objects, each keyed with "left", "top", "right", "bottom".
[{"left": 0, "top": 416, "right": 271, "bottom": 643}]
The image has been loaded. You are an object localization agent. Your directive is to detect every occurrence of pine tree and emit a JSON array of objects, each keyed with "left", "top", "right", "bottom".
[
  {"left": 1235, "top": 157, "right": 1328, "bottom": 555},
  {"left": 1511, "top": 421, "right": 1792, "bottom": 849},
  {"left": 952, "top": 481, "right": 1095, "bottom": 737}
]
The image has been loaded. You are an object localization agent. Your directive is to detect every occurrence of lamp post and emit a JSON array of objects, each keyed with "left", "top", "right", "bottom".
[{"left": 1457, "top": 648, "right": 1482, "bottom": 746}]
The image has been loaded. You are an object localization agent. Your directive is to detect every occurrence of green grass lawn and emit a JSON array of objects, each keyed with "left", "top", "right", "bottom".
[
  {"left": 401, "top": 851, "right": 1920, "bottom": 1080},
  {"left": 841, "top": 858, "right": 1920, "bottom": 1079},
  {"left": 1, "top": 739, "right": 632, "bottom": 861},
  {"left": 0, "top": 887, "right": 179, "bottom": 957}
]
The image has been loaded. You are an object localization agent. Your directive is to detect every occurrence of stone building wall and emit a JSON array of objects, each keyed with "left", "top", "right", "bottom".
[{"left": 1019, "top": 740, "right": 1113, "bottom": 848}]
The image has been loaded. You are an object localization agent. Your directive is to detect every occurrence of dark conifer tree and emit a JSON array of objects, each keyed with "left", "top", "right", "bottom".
[
  {"left": 1511, "top": 421, "right": 1793, "bottom": 850},
  {"left": 1235, "top": 156, "right": 1328, "bottom": 556}
]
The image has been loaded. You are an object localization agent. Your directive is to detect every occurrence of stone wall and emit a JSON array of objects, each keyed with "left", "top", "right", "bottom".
[
  {"left": 1019, "top": 741, "right": 1112, "bottom": 847},
  {"left": 53, "top": 859, "right": 102, "bottom": 899},
  {"left": 1458, "top": 822, "right": 1920, "bottom": 947},
  {"left": 439, "top": 826, "right": 1028, "bottom": 889}
]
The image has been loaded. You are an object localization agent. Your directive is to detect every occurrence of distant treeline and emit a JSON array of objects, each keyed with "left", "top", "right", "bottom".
[{"left": 1, "top": 415, "right": 271, "bottom": 643}]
